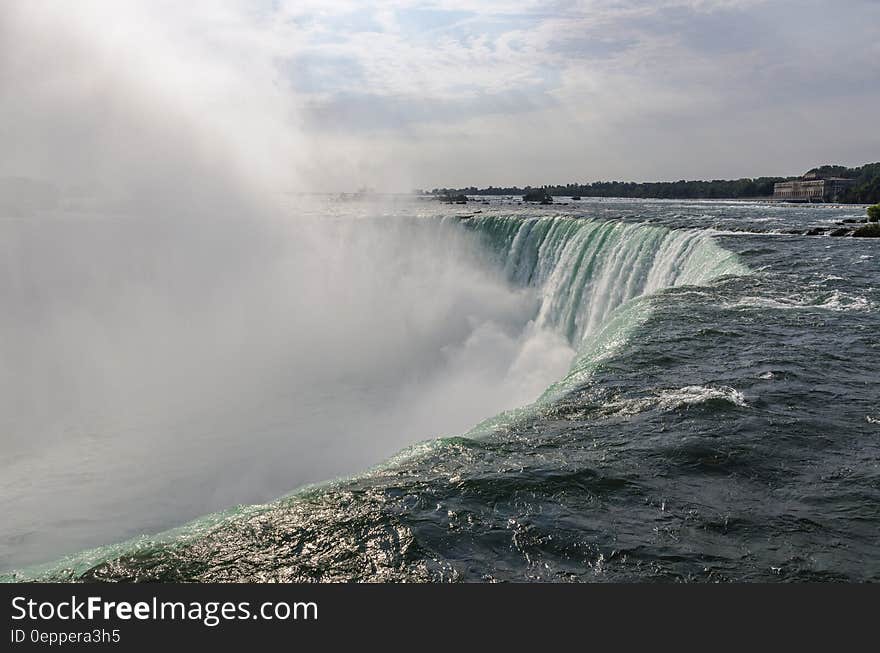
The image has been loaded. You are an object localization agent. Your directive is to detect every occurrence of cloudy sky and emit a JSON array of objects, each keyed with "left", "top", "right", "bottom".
[{"left": 2, "top": 1, "right": 879, "bottom": 192}]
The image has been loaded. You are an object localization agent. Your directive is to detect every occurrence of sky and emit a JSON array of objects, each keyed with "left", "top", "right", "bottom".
[{"left": 1, "top": 0, "right": 879, "bottom": 192}]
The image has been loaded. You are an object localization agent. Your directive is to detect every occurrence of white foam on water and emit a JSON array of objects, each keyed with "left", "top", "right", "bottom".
[
  {"left": 598, "top": 385, "right": 748, "bottom": 417},
  {"left": 725, "top": 290, "right": 873, "bottom": 312}
]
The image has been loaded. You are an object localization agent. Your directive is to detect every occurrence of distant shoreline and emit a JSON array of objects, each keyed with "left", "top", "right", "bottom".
[
  {"left": 424, "top": 161, "right": 880, "bottom": 205},
  {"left": 420, "top": 193, "right": 870, "bottom": 207}
]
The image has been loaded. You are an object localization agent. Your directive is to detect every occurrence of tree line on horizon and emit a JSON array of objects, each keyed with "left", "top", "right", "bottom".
[{"left": 429, "top": 162, "right": 880, "bottom": 204}]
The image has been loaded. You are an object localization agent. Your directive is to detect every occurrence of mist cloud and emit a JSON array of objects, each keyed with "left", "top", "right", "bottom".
[{"left": 0, "top": 1, "right": 576, "bottom": 569}]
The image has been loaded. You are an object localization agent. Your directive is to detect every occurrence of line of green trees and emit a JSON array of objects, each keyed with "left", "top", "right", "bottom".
[
  {"left": 818, "top": 163, "right": 880, "bottom": 203},
  {"left": 429, "top": 162, "right": 880, "bottom": 203}
]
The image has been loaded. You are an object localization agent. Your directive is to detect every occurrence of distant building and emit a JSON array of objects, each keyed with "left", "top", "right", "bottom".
[{"left": 774, "top": 173, "right": 855, "bottom": 202}]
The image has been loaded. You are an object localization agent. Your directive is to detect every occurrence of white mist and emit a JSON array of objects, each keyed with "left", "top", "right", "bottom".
[{"left": 0, "top": 3, "right": 575, "bottom": 569}]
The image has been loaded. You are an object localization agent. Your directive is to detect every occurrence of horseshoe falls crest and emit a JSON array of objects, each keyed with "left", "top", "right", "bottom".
[
  {"left": 3, "top": 199, "right": 879, "bottom": 583},
  {"left": 456, "top": 215, "right": 747, "bottom": 413}
]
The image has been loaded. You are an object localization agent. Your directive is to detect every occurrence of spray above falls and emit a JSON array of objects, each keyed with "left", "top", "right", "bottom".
[{"left": 1, "top": 204, "right": 747, "bottom": 574}]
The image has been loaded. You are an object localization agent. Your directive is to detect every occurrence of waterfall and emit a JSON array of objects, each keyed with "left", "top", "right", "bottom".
[{"left": 459, "top": 215, "right": 746, "bottom": 349}]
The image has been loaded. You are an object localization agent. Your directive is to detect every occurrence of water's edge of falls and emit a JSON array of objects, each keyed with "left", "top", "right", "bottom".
[{"left": 4, "top": 215, "right": 748, "bottom": 582}]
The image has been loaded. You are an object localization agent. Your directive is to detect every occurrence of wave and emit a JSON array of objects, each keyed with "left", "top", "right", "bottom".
[
  {"left": 724, "top": 290, "right": 873, "bottom": 312},
  {"left": 596, "top": 385, "right": 748, "bottom": 418}
]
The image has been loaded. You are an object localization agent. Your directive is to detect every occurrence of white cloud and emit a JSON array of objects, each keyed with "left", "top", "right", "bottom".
[{"left": 2, "top": 0, "right": 878, "bottom": 191}]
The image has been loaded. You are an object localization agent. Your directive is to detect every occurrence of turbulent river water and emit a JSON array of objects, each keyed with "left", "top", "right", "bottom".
[{"left": 3, "top": 197, "right": 879, "bottom": 582}]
